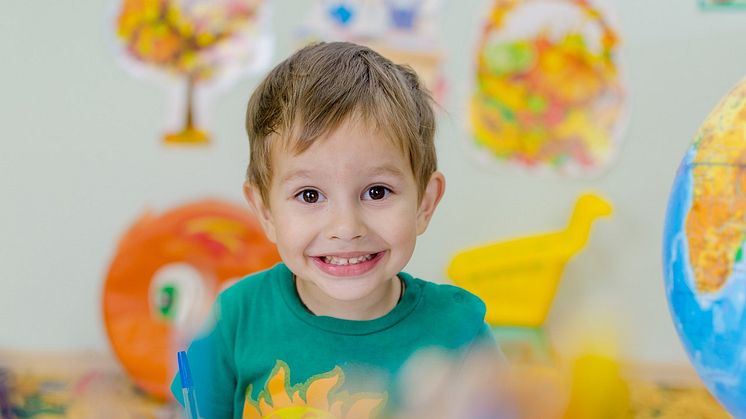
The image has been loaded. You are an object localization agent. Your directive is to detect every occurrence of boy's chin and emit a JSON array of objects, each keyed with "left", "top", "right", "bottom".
[
  {"left": 306, "top": 277, "right": 391, "bottom": 305},
  {"left": 317, "top": 280, "right": 382, "bottom": 302}
]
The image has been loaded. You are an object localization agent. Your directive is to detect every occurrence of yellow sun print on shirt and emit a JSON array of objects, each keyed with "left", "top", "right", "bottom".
[{"left": 243, "top": 361, "right": 386, "bottom": 419}]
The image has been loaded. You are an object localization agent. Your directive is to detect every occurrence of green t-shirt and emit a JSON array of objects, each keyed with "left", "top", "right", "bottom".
[{"left": 172, "top": 263, "right": 493, "bottom": 418}]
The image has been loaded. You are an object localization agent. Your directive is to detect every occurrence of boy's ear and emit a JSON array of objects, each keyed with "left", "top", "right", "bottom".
[
  {"left": 243, "top": 182, "right": 277, "bottom": 243},
  {"left": 416, "top": 171, "right": 446, "bottom": 235}
]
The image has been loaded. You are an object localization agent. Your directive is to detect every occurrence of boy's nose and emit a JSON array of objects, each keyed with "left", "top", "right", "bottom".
[{"left": 325, "top": 204, "right": 366, "bottom": 241}]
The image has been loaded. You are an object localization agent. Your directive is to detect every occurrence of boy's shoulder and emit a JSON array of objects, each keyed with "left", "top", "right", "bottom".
[{"left": 403, "top": 272, "right": 487, "bottom": 327}]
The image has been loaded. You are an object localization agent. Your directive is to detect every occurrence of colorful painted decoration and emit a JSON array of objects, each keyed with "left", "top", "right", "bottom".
[
  {"left": 299, "top": 0, "right": 446, "bottom": 102},
  {"left": 102, "top": 200, "right": 280, "bottom": 399},
  {"left": 470, "top": 0, "right": 625, "bottom": 175},
  {"left": 113, "top": 0, "right": 272, "bottom": 145},
  {"left": 700, "top": 0, "right": 746, "bottom": 8}
]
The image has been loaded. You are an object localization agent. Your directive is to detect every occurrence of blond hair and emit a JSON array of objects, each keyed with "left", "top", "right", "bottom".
[{"left": 245, "top": 41, "right": 437, "bottom": 204}]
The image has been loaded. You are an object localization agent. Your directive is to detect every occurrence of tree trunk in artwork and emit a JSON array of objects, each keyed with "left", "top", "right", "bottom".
[
  {"left": 186, "top": 75, "right": 194, "bottom": 130},
  {"left": 164, "top": 74, "right": 209, "bottom": 145}
]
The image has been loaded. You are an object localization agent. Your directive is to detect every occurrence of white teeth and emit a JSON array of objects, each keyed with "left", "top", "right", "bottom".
[{"left": 323, "top": 254, "right": 374, "bottom": 265}]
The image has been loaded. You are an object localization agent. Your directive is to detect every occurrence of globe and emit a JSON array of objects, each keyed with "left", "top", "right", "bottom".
[{"left": 663, "top": 77, "right": 746, "bottom": 417}]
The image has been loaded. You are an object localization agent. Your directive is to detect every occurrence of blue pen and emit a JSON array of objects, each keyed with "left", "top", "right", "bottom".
[{"left": 178, "top": 351, "right": 200, "bottom": 419}]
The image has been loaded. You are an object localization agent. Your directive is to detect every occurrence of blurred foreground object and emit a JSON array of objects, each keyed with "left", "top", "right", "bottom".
[
  {"left": 448, "top": 192, "right": 612, "bottom": 326},
  {"left": 395, "top": 348, "right": 568, "bottom": 419},
  {"left": 396, "top": 348, "right": 633, "bottom": 419},
  {"left": 0, "top": 350, "right": 728, "bottom": 418},
  {"left": 102, "top": 199, "right": 280, "bottom": 399},
  {"left": 0, "top": 351, "right": 179, "bottom": 418},
  {"left": 563, "top": 354, "right": 631, "bottom": 419},
  {"left": 663, "top": 76, "right": 746, "bottom": 416}
]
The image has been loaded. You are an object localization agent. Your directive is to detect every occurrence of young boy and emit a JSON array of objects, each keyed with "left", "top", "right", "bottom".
[{"left": 172, "top": 41, "right": 494, "bottom": 419}]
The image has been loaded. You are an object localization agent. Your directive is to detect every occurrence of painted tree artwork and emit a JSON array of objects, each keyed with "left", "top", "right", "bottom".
[{"left": 114, "top": 0, "right": 271, "bottom": 145}]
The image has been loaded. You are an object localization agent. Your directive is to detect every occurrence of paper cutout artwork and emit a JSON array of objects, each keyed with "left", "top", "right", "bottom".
[
  {"left": 299, "top": 0, "right": 446, "bottom": 103},
  {"left": 102, "top": 199, "right": 280, "bottom": 399},
  {"left": 470, "top": 0, "right": 626, "bottom": 176},
  {"left": 113, "top": 0, "right": 272, "bottom": 145}
]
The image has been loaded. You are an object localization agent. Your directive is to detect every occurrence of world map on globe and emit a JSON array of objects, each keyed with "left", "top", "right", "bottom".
[{"left": 663, "top": 77, "right": 746, "bottom": 417}]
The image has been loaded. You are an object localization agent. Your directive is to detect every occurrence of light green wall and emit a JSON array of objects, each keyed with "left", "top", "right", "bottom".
[{"left": 2, "top": 0, "right": 745, "bottom": 369}]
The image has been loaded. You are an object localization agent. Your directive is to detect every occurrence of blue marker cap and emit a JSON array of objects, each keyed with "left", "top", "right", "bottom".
[{"left": 178, "top": 351, "right": 193, "bottom": 389}]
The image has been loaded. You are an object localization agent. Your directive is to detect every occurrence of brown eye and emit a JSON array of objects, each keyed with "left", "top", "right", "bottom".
[
  {"left": 367, "top": 186, "right": 389, "bottom": 200},
  {"left": 301, "top": 189, "right": 319, "bottom": 203}
]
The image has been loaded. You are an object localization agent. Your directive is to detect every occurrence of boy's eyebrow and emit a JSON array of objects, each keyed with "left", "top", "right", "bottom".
[
  {"left": 279, "top": 170, "right": 314, "bottom": 185},
  {"left": 367, "top": 164, "right": 407, "bottom": 179},
  {"left": 279, "top": 165, "right": 407, "bottom": 184}
]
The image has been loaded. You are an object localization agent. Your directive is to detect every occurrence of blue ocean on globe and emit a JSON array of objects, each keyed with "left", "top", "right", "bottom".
[{"left": 663, "top": 147, "right": 746, "bottom": 418}]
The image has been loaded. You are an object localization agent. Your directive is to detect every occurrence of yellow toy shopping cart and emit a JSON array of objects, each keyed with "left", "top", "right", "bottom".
[{"left": 447, "top": 193, "right": 612, "bottom": 327}]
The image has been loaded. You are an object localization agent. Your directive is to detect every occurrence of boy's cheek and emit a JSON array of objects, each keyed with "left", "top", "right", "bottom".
[{"left": 373, "top": 213, "right": 420, "bottom": 244}]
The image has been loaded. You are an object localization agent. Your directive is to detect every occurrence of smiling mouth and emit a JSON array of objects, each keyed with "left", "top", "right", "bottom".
[{"left": 320, "top": 253, "right": 380, "bottom": 266}]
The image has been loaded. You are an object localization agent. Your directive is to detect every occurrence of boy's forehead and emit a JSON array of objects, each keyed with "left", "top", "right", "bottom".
[
  {"left": 269, "top": 126, "right": 412, "bottom": 185},
  {"left": 271, "top": 119, "right": 407, "bottom": 159},
  {"left": 276, "top": 115, "right": 405, "bottom": 154},
  {"left": 278, "top": 164, "right": 408, "bottom": 184}
]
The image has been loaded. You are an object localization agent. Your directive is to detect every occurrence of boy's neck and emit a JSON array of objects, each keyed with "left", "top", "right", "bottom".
[{"left": 294, "top": 276, "right": 404, "bottom": 321}]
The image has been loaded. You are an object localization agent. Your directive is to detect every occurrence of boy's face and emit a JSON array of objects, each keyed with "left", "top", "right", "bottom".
[{"left": 245, "top": 118, "right": 444, "bottom": 319}]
